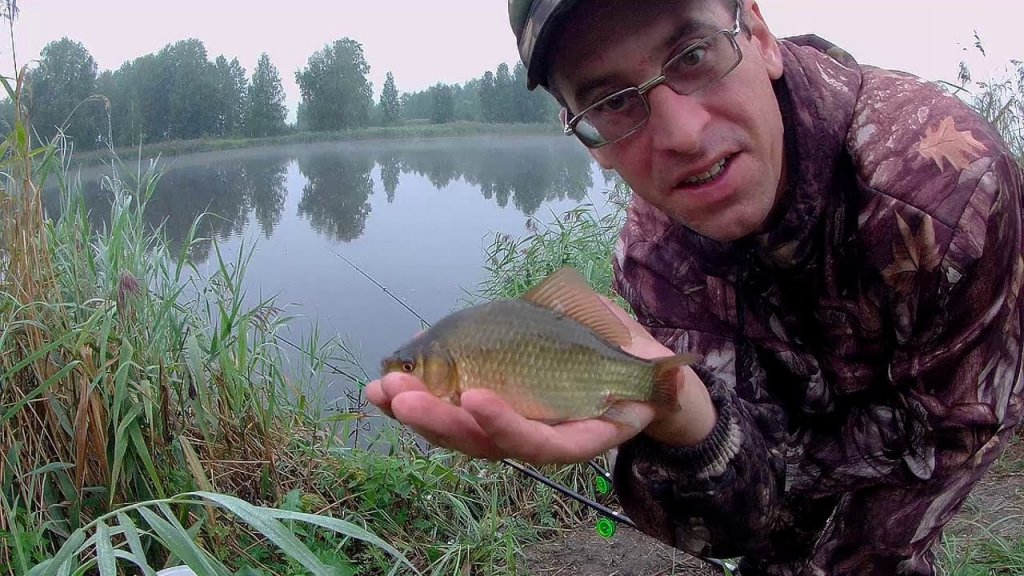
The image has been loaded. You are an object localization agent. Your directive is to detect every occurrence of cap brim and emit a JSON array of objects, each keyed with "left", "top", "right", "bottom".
[{"left": 521, "top": 0, "right": 581, "bottom": 90}]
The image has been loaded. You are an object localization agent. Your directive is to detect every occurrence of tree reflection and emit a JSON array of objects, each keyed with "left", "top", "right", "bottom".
[
  {"left": 42, "top": 139, "right": 599, "bottom": 261},
  {"left": 243, "top": 155, "right": 289, "bottom": 237},
  {"left": 384, "top": 140, "right": 593, "bottom": 215},
  {"left": 46, "top": 151, "right": 290, "bottom": 264},
  {"left": 146, "top": 152, "right": 290, "bottom": 261},
  {"left": 296, "top": 150, "right": 375, "bottom": 242},
  {"left": 378, "top": 152, "right": 401, "bottom": 203}
]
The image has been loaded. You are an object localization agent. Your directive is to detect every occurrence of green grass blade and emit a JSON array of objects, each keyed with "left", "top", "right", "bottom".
[
  {"left": 191, "top": 491, "right": 336, "bottom": 576},
  {"left": 199, "top": 492, "right": 418, "bottom": 573},
  {"left": 1, "top": 491, "right": 31, "bottom": 575},
  {"left": 117, "top": 512, "right": 157, "bottom": 576},
  {"left": 111, "top": 340, "right": 135, "bottom": 427},
  {"left": 136, "top": 506, "right": 228, "bottom": 576},
  {"left": 128, "top": 423, "right": 165, "bottom": 498},
  {"left": 95, "top": 520, "right": 117, "bottom": 576},
  {"left": 26, "top": 529, "right": 85, "bottom": 576},
  {"left": 28, "top": 462, "right": 75, "bottom": 476},
  {"left": 109, "top": 404, "right": 141, "bottom": 503}
]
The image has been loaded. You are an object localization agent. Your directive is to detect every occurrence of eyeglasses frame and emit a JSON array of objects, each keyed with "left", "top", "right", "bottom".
[{"left": 562, "top": 1, "right": 745, "bottom": 149}]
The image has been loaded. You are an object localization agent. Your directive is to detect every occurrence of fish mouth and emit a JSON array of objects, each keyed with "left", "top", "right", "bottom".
[
  {"left": 380, "top": 356, "right": 402, "bottom": 375},
  {"left": 678, "top": 154, "right": 735, "bottom": 187}
]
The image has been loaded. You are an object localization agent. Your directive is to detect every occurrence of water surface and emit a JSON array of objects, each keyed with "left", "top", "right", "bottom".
[{"left": 56, "top": 136, "right": 616, "bottom": 404}]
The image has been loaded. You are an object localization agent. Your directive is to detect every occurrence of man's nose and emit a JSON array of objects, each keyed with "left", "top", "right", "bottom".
[{"left": 644, "top": 83, "right": 708, "bottom": 155}]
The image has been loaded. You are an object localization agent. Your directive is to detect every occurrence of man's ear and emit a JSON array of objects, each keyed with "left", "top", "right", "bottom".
[{"left": 748, "top": 1, "right": 784, "bottom": 80}]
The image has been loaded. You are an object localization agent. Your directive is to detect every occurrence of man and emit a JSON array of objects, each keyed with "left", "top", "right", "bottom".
[{"left": 368, "top": 0, "right": 1024, "bottom": 573}]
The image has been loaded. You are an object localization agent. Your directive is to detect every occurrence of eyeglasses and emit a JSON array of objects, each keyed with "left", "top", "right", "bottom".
[{"left": 563, "top": 2, "right": 744, "bottom": 149}]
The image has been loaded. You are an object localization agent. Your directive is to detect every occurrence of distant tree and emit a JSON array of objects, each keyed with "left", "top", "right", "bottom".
[
  {"left": 512, "top": 62, "right": 555, "bottom": 123},
  {"left": 96, "top": 54, "right": 164, "bottom": 146},
  {"left": 295, "top": 38, "right": 373, "bottom": 131},
  {"left": 213, "top": 55, "right": 247, "bottom": 137},
  {"left": 379, "top": 71, "right": 401, "bottom": 126},
  {"left": 0, "top": 97, "right": 14, "bottom": 131},
  {"left": 479, "top": 71, "right": 497, "bottom": 122},
  {"left": 399, "top": 90, "right": 431, "bottom": 121},
  {"left": 429, "top": 83, "right": 455, "bottom": 124},
  {"left": 451, "top": 80, "right": 481, "bottom": 121},
  {"left": 246, "top": 53, "right": 287, "bottom": 137},
  {"left": 494, "top": 63, "right": 515, "bottom": 123},
  {"left": 27, "top": 37, "right": 103, "bottom": 148},
  {"left": 160, "top": 39, "right": 219, "bottom": 139}
]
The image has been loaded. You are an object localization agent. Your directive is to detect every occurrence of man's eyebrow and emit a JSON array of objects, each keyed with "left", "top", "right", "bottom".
[
  {"left": 571, "top": 18, "right": 721, "bottom": 108},
  {"left": 662, "top": 18, "right": 720, "bottom": 54}
]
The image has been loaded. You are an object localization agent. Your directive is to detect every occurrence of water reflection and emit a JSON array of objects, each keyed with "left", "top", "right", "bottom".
[
  {"left": 51, "top": 137, "right": 599, "bottom": 265},
  {"left": 397, "top": 141, "right": 593, "bottom": 216},
  {"left": 297, "top": 151, "right": 376, "bottom": 242},
  {"left": 379, "top": 152, "right": 401, "bottom": 203}
]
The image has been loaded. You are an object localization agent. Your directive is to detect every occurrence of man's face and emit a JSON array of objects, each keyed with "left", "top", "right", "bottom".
[{"left": 548, "top": 0, "right": 786, "bottom": 242}]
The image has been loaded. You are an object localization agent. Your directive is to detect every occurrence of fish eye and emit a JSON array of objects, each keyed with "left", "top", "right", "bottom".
[{"left": 401, "top": 360, "right": 415, "bottom": 372}]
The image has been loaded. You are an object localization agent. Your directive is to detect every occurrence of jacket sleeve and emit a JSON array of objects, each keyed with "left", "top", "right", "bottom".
[
  {"left": 797, "top": 120, "right": 1024, "bottom": 572},
  {"left": 609, "top": 239, "right": 793, "bottom": 561}
]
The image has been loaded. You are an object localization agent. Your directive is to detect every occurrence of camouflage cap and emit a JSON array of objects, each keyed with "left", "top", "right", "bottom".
[{"left": 508, "top": 0, "right": 581, "bottom": 90}]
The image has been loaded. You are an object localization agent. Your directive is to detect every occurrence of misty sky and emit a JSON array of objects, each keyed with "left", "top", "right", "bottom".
[{"left": 10, "top": 1, "right": 1022, "bottom": 121}]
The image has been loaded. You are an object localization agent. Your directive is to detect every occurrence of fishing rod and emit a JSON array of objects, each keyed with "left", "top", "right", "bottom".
[
  {"left": 329, "top": 249, "right": 733, "bottom": 573},
  {"left": 274, "top": 332, "right": 362, "bottom": 385}
]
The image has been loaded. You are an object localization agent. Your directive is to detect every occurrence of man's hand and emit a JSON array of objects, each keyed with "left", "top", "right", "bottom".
[
  {"left": 365, "top": 297, "right": 716, "bottom": 466},
  {"left": 367, "top": 373, "right": 655, "bottom": 464}
]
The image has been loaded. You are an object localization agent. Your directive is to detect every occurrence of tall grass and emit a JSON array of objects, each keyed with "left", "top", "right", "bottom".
[
  {"left": 948, "top": 37, "right": 1024, "bottom": 165},
  {"left": 477, "top": 182, "right": 629, "bottom": 306},
  {"left": 0, "top": 56, "right": 429, "bottom": 573},
  {"left": 0, "top": 56, "right": 574, "bottom": 573}
]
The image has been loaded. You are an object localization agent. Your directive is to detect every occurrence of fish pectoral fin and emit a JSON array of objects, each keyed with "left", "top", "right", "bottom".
[
  {"left": 599, "top": 401, "right": 645, "bottom": 430},
  {"left": 521, "top": 267, "right": 632, "bottom": 348}
]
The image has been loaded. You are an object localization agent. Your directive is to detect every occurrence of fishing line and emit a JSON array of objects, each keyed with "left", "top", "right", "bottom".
[
  {"left": 326, "top": 246, "right": 431, "bottom": 326},
  {"left": 274, "top": 332, "right": 362, "bottom": 385}
]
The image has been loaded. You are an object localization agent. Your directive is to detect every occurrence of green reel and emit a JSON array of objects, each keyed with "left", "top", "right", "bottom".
[
  {"left": 595, "top": 476, "right": 611, "bottom": 495},
  {"left": 595, "top": 517, "right": 616, "bottom": 538}
]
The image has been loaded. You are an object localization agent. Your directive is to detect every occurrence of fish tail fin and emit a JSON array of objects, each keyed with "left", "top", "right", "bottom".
[{"left": 650, "top": 353, "right": 700, "bottom": 409}]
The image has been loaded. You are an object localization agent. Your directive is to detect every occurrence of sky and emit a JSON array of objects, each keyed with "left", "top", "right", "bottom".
[{"left": 8, "top": 1, "right": 1022, "bottom": 122}]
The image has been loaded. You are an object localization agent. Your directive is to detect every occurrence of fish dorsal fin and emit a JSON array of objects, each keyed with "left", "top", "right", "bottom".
[{"left": 522, "top": 267, "right": 632, "bottom": 348}]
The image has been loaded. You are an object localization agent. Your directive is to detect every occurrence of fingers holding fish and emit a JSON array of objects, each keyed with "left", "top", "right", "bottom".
[
  {"left": 365, "top": 372, "right": 424, "bottom": 419},
  {"left": 370, "top": 371, "right": 639, "bottom": 465},
  {"left": 371, "top": 371, "right": 503, "bottom": 459},
  {"left": 460, "top": 388, "right": 655, "bottom": 465}
]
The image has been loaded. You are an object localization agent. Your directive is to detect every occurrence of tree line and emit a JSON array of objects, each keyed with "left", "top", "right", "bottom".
[{"left": 17, "top": 36, "right": 560, "bottom": 151}]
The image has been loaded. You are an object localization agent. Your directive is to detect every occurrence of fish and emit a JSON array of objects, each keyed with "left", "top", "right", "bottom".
[{"left": 380, "top": 267, "right": 699, "bottom": 424}]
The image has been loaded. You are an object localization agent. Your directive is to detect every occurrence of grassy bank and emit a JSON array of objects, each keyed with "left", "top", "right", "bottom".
[
  {"left": 0, "top": 68, "right": 603, "bottom": 574},
  {"left": 74, "top": 121, "right": 562, "bottom": 166}
]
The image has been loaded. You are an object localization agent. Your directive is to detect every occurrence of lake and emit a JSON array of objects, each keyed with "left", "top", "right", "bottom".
[{"left": 51, "top": 135, "right": 617, "bottom": 406}]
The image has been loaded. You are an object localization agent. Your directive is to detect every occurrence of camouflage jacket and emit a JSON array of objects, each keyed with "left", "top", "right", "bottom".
[{"left": 611, "top": 36, "right": 1024, "bottom": 575}]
